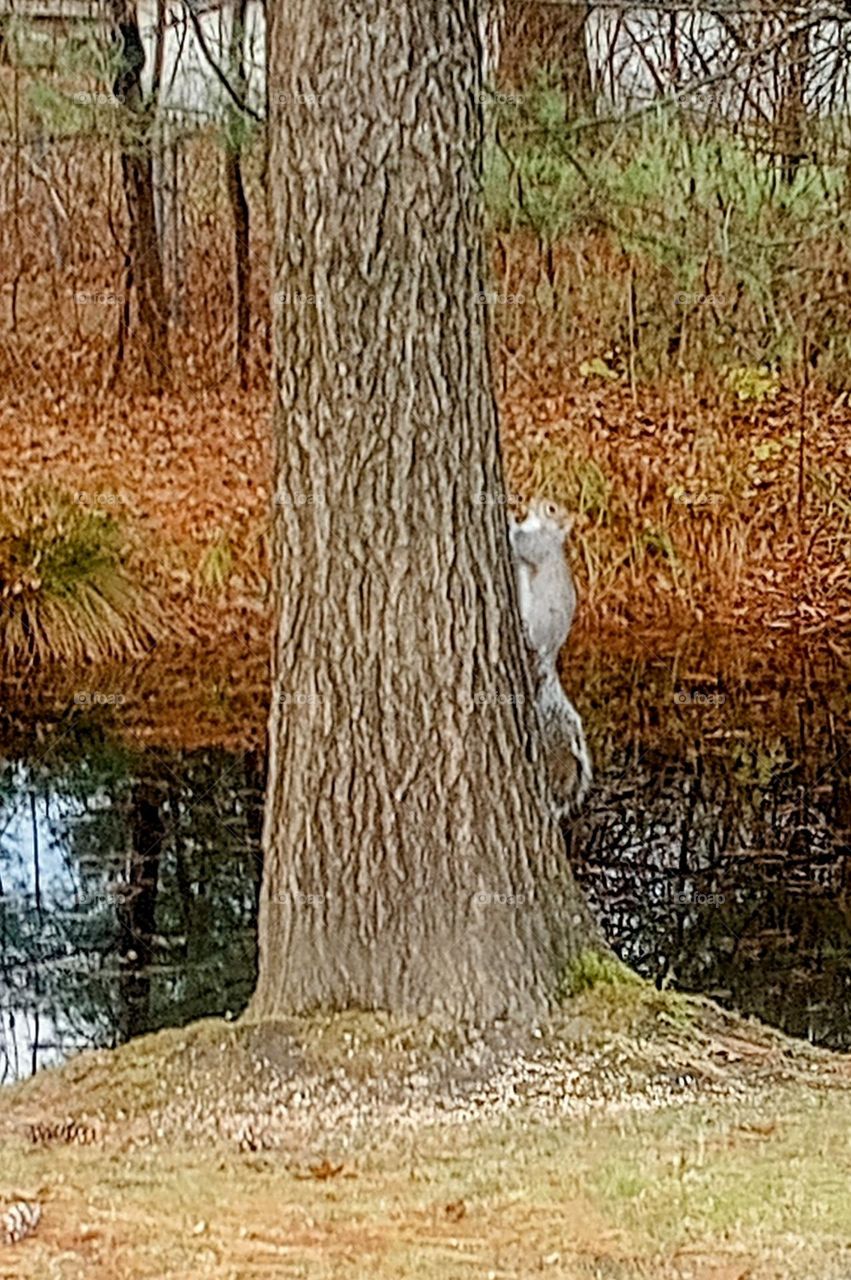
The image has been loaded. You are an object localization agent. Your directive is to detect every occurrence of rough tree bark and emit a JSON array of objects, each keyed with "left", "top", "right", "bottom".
[
  {"left": 109, "top": 0, "right": 171, "bottom": 387},
  {"left": 480, "top": 0, "right": 503, "bottom": 83},
  {"left": 251, "top": 0, "right": 599, "bottom": 1025}
]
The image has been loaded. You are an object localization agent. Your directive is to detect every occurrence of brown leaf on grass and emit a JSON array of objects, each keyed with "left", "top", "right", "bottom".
[
  {"left": 735, "top": 1121, "right": 778, "bottom": 1139},
  {"left": 443, "top": 1199, "right": 467, "bottom": 1222},
  {"left": 295, "top": 1159, "right": 347, "bottom": 1181}
]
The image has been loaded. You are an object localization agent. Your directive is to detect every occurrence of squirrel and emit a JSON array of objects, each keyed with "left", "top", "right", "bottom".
[{"left": 509, "top": 498, "right": 592, "bottom": 818}]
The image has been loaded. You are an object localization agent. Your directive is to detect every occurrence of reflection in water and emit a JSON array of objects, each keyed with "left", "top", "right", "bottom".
[
  {"left": 0, "top": 729, "right": 262, "bottom": 1080},
  {"left": 566, "top": 640, "right": 851, "bottom": 1047},
  {"left": 0, "top": 639, "right": 849, "bottom": 1078}
]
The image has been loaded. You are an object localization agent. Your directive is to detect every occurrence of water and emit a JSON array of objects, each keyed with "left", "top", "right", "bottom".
[
  {"left": 0, "top": 728, "right": 263, "bottom": 1079},
  {"left": 568, "top": 639, "right": 851, "bottom": 1048},
  {"left": 1, "top": 638, "right": 848, "bottom": 1080}
]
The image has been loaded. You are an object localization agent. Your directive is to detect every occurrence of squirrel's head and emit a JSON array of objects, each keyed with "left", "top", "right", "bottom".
[{"left": 527, "top": 497, "right": 573, "bottom": 541}]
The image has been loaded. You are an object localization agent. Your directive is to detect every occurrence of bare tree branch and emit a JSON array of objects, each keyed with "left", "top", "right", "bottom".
[{"left": 180, "top": 0, "right": 263, "bottom": 122}]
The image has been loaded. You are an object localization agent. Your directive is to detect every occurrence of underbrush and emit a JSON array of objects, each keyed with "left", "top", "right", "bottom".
[
  {"left": 0, "top": 486, "right": 167, "bottom": 667},
  {"left": 486, "top": 98, "right": 851, "bottom": 386},
  {"left": 6, "top": 68, "right": 851, "bottom": 396},
  {"left": 500, "top": 377, "right": 850, "bottom": 636},
  {"left": 1, "top": 377, "right": 847, "bottom": 656}
]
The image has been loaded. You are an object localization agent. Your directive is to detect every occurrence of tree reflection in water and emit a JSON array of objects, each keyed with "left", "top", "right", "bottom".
[
  {"left": 0, "top": 638, "right": 848, "bottom": 1079},
  {"left": 567, "top": 639, "right": 851, "bottom": 1048}
]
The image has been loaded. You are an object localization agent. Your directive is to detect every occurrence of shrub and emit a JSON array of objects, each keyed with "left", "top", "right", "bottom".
[{"left": 0, "top": 487, "right": 166, "bottom": 667}]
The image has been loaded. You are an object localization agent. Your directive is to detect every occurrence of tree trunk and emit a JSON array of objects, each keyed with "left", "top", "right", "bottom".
[
  {"left": 559, "top": 2, "right": 593, "bottom": 116},
  {"left": 225, "top": 0, "right": 251, "bottom": 389},
  {"left": 480, "top": 0, "right": 503, "bottom": 83},
  {"left": 778, "top": 20, "right": 809, "bottom": 185},
  {"left": 251, "top": 0, "right": 599, "bottom": 1027},
  {"left": 500, "top": 0, "right": 594, "bottom": 115},
  {"left": 109, "top": 0, "right": 171, "bottom": 387}
]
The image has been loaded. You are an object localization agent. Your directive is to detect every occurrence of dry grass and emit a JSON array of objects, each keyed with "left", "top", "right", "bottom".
[
  {"left": 499, "top": 372, "right": 850, "bottom": 637},
  {"left": 5, "top": 1114, "right": 850, "bottom": 1279}
]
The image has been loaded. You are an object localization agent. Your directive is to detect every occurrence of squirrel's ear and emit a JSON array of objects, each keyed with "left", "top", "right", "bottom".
[{"left": 563, "top": 514, "right": 575, "bottom": 537}]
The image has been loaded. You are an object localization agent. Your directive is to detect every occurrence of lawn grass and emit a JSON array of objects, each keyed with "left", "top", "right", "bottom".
[
  {"left": 2, "top": 997, "right": 850, "bottom": 1279},
  {"left": 2, "top": 1079, "right": 851, "bottom": 1278}
]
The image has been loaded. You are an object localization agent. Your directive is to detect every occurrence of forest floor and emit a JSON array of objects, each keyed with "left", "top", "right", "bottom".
[
  {"left": 1, "top": 982, "right": 850, "bottom": 1279},
  {"left": 1, "top": 371, "right": 849, "bottom": 672}
]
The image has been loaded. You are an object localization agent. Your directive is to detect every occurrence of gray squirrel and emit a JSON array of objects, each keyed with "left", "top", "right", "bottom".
[{"left": 509, "top": 498, "right": 592, "bottom": 818}]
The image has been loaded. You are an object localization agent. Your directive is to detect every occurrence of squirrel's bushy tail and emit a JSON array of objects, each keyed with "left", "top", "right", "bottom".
[{"left": 535, "top": 670, "right": 593, "bottom": 820}]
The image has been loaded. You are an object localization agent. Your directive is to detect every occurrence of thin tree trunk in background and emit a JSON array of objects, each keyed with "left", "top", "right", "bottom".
[
  {"left": 109, "top": 0, "right": 171, "bottom": 387},
  {"left": 779, "top": 20, "right": 809, "bottom": 185},
  {"left": 500, "top": 0, "right": 593, "bottom": 115},
  {"left": 251, "top": 0, "right": 599, "bottom": 1027},
  {"left": 121, "top": 151, "right": 171, "bottom": 382},
  {"left": 11, "top": 59, "right": 22, "bottom": 332},
  {"left": 30, "top": 791, "right": 41, "bottom": 918},
  {"left": 30, "top": 789, "right": 41, "bottom": 1074},
  {"left": 225, "top": 0, "right": 251, "bottom": 389},
  {"left": 559, "top": 1, "right": 593, "bottom": 116},
  {"left": 152, "top": 0, "right": 181, "bottom": 327}
]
